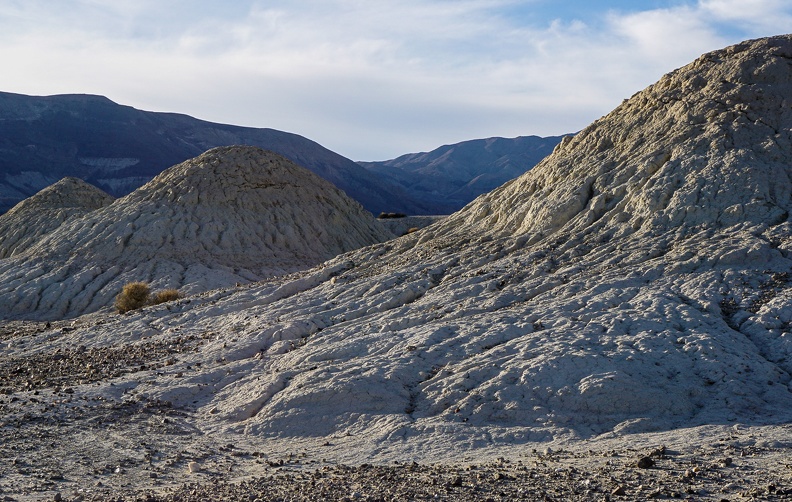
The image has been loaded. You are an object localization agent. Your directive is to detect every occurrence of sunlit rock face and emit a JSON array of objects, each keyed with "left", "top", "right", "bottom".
[{"left": 168, "top": 35, "right": 792, "bottom": 443}]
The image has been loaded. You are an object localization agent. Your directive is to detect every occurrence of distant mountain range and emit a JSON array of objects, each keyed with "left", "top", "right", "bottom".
[
  {"left": 0, "top": 91, "right": 431, "bottom": 215},
  {"left": 0, "top": 91, "right": 565, "bottom": 215},
  {"left": 359, "top": 135, "right": 565, "bottom": 213}
]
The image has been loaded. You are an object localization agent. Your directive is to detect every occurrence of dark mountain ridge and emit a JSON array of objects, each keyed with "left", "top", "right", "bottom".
[
  {"left": 0, "top": 91, "right": 433, "bottom": 215},
  {"left": 359, "top": 134, "right": 566, "bottom": 212}
]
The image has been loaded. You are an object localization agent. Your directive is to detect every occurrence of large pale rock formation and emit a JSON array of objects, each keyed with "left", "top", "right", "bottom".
[
  {"left": 0, "top": 177, "right": 114, "bottom": 259},
  {"left": 136, "top": 35, "right": 792, "bottom": 440},
  {"left": 0, "top": 146, "right": 392, "bottom": 320},
  {"left": 2, "top": 36, "right": 792, "bottom": 479}
]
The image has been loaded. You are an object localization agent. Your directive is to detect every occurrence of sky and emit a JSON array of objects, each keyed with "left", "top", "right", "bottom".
[{"left": 1, "top": 1, "right": 791, "bottom": 160}]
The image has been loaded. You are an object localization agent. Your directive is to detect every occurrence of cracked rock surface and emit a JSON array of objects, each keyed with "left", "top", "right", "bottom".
[
  {"left": 2, "top": 35, "right": 792, "bottom": 500},
  {"left": 0, "top": 177, "right": 114, "bottom": 259},
  {"left": 0, "top": 146, "right": 393, "bottom": 320}
]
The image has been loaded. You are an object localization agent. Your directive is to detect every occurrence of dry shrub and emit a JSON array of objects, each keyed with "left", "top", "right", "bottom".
[
  {"left": 152, "top": 289, "right": 180, "bottom": 305},
  {"left": 403, "top": 227, "right": 420, "bottom": 235},
  {"left": 115, "top": 282, "right": 151, "bottom": 313}
]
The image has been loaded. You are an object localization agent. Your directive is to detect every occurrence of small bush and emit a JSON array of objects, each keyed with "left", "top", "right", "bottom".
[
  {"left": 115, "top": 282, "right": 151, "bottom": 314},
  {"left": 152, "top": 289, "right": 180, "bottom": 305},
  {"left": 402, "top": 227, "right": 420, "bottom": 235},
  {"left": 377, "top": 212, "right": 407, "bottom": 219}
]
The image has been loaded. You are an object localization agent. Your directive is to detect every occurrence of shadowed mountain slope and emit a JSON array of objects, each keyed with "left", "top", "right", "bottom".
[
  {"left": 360, "top": 135, "right": 565, "bottom": 213},
  {"left": 0, "top": 92, "right": 433, "bottom": 215},
  {"left": 0, "top": 146, "right": 393, "bottom": 320}
]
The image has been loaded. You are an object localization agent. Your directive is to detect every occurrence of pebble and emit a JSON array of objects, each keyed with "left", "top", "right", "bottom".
[
  {"left": 636, "top": 456, "right": 655, "bottom": 469},
  {"left": 611, "top": 485, "right": 626, "bottom": 496}
]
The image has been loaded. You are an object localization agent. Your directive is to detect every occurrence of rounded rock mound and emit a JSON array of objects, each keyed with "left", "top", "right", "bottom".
[
  {"left": 178, "top": 36, "right": 792, "bottom": 442},
  {"left": 431, "top": 35, "right": 792, "bottom": 244},
  {"left": 0, "top": 177, "right": 114, "bottom": 259},
  {"left": 0, "top": 146, "right": 393, "bottom": 320}
]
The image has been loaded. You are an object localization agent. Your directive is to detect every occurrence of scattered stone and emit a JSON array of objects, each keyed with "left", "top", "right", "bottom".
[{"left": 636, "top": 457, "right": 655, "bottom": 469}]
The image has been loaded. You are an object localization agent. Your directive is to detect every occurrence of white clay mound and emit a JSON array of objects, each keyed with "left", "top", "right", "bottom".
[
  {"left": 0, "top": 177, "right": 114, "bottom": 259},
  {"left": 0, "top": 146, "right": 393, "bottom": 320},
  {"left": 3, "top": 36, "right": 792, "bottom": 465}
]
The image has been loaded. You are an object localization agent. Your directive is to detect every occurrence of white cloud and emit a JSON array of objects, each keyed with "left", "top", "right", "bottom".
[
  {"left": 700, "top": 0, "right": 792, "bottom": 30},
  {"left": 607, "top": 6, "right": 722, "bottom": 67},
  {"left": 0, "top": 1, "right": 790, "bottom": 159}
]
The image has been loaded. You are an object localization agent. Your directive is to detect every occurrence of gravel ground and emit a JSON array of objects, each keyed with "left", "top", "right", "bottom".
[
  {"left": 1, "top": 319, "right": 791, "bottom": 502},
  {"left": 2, "top": 410, "right": 790, "bottom": 502},
  {"left": 120, "top": 448, "right": 792, "bottom": 502}
]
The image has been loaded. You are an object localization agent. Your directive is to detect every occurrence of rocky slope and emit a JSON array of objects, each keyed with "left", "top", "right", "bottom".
[
  {"left": 2, "top": 35, "right": 792, "bottom": 499},
  {"left": 0, "top": 146, "right": 393, "bottom": 320},
  {"left": 0, "top": 176, "right": 114, "bottom": 259},
  {"left": 360, "top": 135, "right": 565, "bottom": 213},
  {"left": 0, "top": 92, "right": 431, "bottom": 215}
]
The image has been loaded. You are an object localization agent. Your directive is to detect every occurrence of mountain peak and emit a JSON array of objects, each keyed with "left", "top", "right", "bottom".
[
  {"left": 434, "top": 35, "right": 792, "bottom": 243},
  {"left": 6, "top": 176, "right": 112, "bottom": 213}
]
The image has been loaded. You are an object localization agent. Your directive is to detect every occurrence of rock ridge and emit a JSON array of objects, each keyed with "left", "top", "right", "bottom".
[
  {"left": 0, "top": 146, "right": 393, "bottom": 320},
  {"left": 0, "top": 176, "right": 114, "bottom": 259}
]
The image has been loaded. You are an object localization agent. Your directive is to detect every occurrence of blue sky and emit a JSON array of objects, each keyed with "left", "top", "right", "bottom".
[{"left": 1, "top": 1, "right": 790, "bottom": 160}]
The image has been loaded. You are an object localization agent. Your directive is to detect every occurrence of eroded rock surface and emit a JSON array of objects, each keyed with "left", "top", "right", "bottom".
[
  {"left": 2, "top": 35, "right": 792, "bottom": 500},
  {"left": 0, "top": 146, "right": 393, "bottom": 320},
  {"left": 0, "top": 177, "right": 114, "bottom": 259}
]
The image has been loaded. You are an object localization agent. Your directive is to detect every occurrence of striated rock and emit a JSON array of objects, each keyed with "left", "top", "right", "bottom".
[
  {"left": 3, "top": 36, "right": 792, "bottom": 499},
  {"left": 159, "top": 35, "right": 792, "bottom": 441},
  {"left": 143, "top": 34, "right": 792, "bottom": 443},
  {"left": 0, "top": 177, "right": 114, "bottom": 259},
  {"left": 0, "top": 146, "right": 393, "bottom": 320},
  {"left": 432, "top": 37, "right": 792, "bottom": 242}
]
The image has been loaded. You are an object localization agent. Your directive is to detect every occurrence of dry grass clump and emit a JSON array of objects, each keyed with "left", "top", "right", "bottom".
[
  {"left": 115, "top": 282, "right": 151, "bottom": 313},
  {"left": 115, "top": 283, "right": 180, "bottom": 313},
  {"left": 152, "top": 289, "right": 180, "bottom": 305}
]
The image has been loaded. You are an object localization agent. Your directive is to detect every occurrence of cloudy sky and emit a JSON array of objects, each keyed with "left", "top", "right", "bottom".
[{"left": 1, "top": 1, "right": 790, "bottom": 160}]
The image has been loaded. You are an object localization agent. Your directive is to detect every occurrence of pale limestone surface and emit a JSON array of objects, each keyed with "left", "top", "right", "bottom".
[
  {"left": 1, "top": 36, "right": 792, "bottom": 499},
  {"left": 0, "top": 177, "right": 114, "bottom": 259},
  {"left": 0, "top": 146, "right": 393, "bottom": 320}
]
